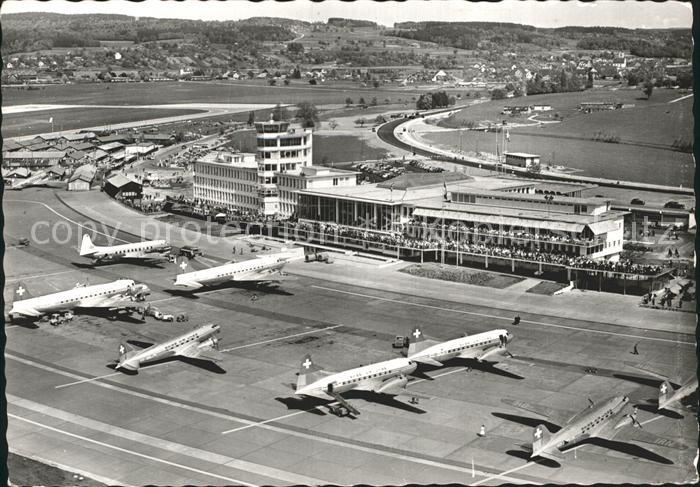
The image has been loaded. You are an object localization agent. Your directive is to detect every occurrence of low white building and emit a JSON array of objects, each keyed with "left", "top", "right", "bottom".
[
  {"left": 276, "top": 166, "right": 359, "bottom": 219},
  {"left": 193, "top": 151, "right": 258, "bottom": 213}
]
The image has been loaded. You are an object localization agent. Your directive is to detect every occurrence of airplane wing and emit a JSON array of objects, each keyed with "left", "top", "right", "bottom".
[
  {"left": 177, "top": 343, "right": 223, "bottom": 362},
  {"left": 412, "top": 356, "right": 444, "bottom": 367},
  {"left": 175, "top": 280, "right": 204, "bottom": 289},
  {"left": 610, "top": 426, "right": 688, "bottom": 450},
  {"left": 14, "top": 307, "right": 43, "bottom": 317},
  {"left": 501, "top": 398, "right": 571, "bottom": 426},
  {"left": 472, "top": 346, "right": 509, "bottom": 362}
]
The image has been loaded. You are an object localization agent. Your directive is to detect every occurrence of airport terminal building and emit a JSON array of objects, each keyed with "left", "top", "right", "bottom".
[{"left": 294, "top": 173, "right": 626, "bottom": 261}]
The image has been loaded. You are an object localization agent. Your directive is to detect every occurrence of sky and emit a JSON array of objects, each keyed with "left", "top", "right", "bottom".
[{"left": 0, "top": 0, "right": 693, "bottom": 29}]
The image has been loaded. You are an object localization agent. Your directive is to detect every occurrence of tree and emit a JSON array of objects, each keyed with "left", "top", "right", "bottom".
[
  {"left": 358, "top": 97, "right": 366, "bottom": 106},
  {"left": 370, "top": 97, "right": 378, "bottom": 106},
  {"left": 643, "top": 80, "right": 654, "bottom": 99},
  {"left": 490, "top": 88, "right": 506, "bottom": 100},
  {"left": 272, "top": 103, "right": 290, "bottom": 121},
  {"left": 372, "top": 79, "right": 380, "bottom": 88},
  {"left": 287, "top": 42, "right": 304, "bottom": 54},
  {"left": 292, "top": 67, "right": 302, "bottom": 79},
  {"left": 247, "top": 111, "right": 255, "bottom": 126},
  {"left": 416, "top": 93, "right": 433, "bottom": 110},
  {"left": 268, "top": 79, "right": 276, "bottom": 86},
  {"left": 345, "top": 97, "right": 354, "bottom": 107},
  {"left": 329, "top": 119, "right": 339, "bottom": 130},
  {"left": 355, "top": 118, "right": 367, "bottom": 127},
  {"left": 627, "top": 72, "right": 639, "bottom": 86},
  {"left": 283, "top": 78, "right": 290, "bottom": 86},
  {"left": 375, "top": 115, "right": 387, "bottom": 124},
  {"left": 309, "top": 78, "right": 317, "bottom": 85},
  {"left": 677, "top": 71, "right": 692, "bottom": 89},
  {"left": 296, "top": 102, "right": 319, "bottom": 129}
]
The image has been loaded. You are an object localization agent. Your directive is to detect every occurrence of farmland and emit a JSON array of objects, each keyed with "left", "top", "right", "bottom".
[
  {"left": 1, "top": 79, "right": 422, "bottom": 107},
  {"left": 1, "top": 106, "right": 205, "bottom": 138}
]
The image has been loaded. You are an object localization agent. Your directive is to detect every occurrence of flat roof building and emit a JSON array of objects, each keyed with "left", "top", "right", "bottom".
[{"left": 193, "top": 151, "right": 259, "bottom": 213}]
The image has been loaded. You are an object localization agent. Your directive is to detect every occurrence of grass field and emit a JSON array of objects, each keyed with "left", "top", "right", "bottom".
[
  {"left": 313, "top": 134, "right": 389, "bottom": 165},
  {"left": 1, "top": 107, "right": 205, "bottom": 138},
  {"left": 1, "top": 80, "right": 424, "bottom": 108},
  {"left": 400, "top": 263, "right": 525, "bottom": 288},
  {"left": 426, "top": 87, "right": 694, "bottom": 186}
]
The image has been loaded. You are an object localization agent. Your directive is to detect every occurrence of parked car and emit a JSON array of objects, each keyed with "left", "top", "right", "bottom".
[
  {"left": 664, "top": 201, "right": 685, "bottom": 209},
  {"left": 630, "top": 198, "right": 645, "bottom": 206}
]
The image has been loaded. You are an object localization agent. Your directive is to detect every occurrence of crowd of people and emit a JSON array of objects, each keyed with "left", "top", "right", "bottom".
[{"left": 286, "top": 221, "right": 663, "bottom": 276}]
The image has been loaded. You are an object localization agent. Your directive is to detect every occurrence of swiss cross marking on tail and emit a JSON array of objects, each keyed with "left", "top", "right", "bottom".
[
  {"left": 413, "top": 329, "right": 421, "bottom": 339},
  {"left": 302, "top": 358, "right": 312, "bottom": 369},
  {"left": 660, "top": 383, "right": 668, "bottom": 394},
  {"left": 179, "top": 261, "right": 188, "bottom": 270},
  {"left": 534, "top": 427, "right": 542, "bottom": 439},
  {"left": 119, "top": 344, "right": 125, "bottom": 355},
  {"left": 16, "top": 286, "right": 25, "bottom": 296}
]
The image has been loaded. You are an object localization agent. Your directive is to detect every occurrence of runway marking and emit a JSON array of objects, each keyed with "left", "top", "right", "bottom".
[
  {"left": 470, "top": 461, "right": 534, "bottom": 486},
  {"left": 221, "top": 408, "right": 320, "bottom": 434},
  {"left": 8, "top": 413, "right": 259, "bottom": 487},
  {"left": 669, "top": 93, "right": 693, "bottom": 104},
  {"left": 6, "top": 353, "right": 525, "bottom": 483},
  {"left": 55, "top": 371, "right": 122, "bottom": 389},
  {"left": 220, "top": 325, "right": 342, "bottom": 352},
  {"left": 4, "top": 199, "right": 131, "bottom": 243},
  {"left": 640, "top": 415, "right": 664, "bottom": 426},
  {"left": 312, "top": 285, "right": 694, "bottom": 345},
  {"left": 8, "top": 394, "right": 325, "bottom": 485},
  {"left": 5, "top": 269, "right": 79, "bottom": 283}
]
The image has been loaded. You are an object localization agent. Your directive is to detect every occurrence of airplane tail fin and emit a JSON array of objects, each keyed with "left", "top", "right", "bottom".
[
  {"left": 176, "top": 256, "right": 190, "bottom": 275},
  {"left": 659, "top": 380, "right": 673, "bottom": 409},
  {"left": 296, "top": 354, "right": 327, "bottom": 390},
  {"left": 116, "top": 342, "right": 140, "bottom": 370},
  {"left": 80, "top": 234, "right": 97, "bottom": 256},
  {"left": 407, "top": 326, "right": 430, "bottom": 355},
  {"left": 531, "top": 424, "right": 554, "bottom": 458},
  {"left": 12, "top": 281, "right": 32, "bottom": 302}
]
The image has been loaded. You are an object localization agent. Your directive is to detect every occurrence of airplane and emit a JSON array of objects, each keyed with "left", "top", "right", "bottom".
[
  {"left": 292, "top": 354, "right": 426, "bottom": 416},
  {"left": 502, "top": 395, "right": 686, "bottom": 462},
  {"left": 79, "top": 234, "right": 172, "bottom": 264},
  {"left": 116, "top": 323, "right": 222, "bottom": 372},
  {"left": 8, "top": 279, "right": 150, "bottom": 321},
  {"left": 658, "top": 377, "right": 698, "bottom": 412},
  {"left": 405, "top": 326, "right": 514, "bottom": 366},
  {"left": 628, "top": 363, "right": 698, "bottom": 412},
  {"left": 173, "top": 252, "right": 294, "bottom": 289}
]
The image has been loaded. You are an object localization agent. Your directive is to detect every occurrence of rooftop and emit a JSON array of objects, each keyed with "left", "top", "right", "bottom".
[
  {"left": 504, "top": 152, "right": 540, "bottom": 158},
  {"left": 197, "top": 151, "right": 257, "bottom": 168},
  {"left": 3, "top": 150, "right": 66, "bottom": 159},
  {"left": 278, "top": 166, "right": 359, "bottom": 178},
  {"left": 106, "top": 173, "right": 139, "bottom": 188}
]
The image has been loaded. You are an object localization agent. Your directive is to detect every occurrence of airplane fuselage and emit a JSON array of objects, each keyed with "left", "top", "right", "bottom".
[
  {"left": 118, "top": 324, "right": 220, "bottom": 370},
  {"left": 10, "top": 279, "right": 145, "bottom": 318},
  {"left": 174, "top": 255, "right": 285, "bottom": 288},
  {"left": 87, "top": 240, "right": 171, "bottom": 261},
  {"left": 409, "top": 329, "right": 511, "bottom": 363},
  {"left": 296, "top": 358, "right": 416, "bottom": 397}
]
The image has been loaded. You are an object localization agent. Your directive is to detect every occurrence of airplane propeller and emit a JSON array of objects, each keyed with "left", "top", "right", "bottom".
[
  {"left": 588, "top": 398, "right": 594, "bottom": 408},
  {"left": 631, "top": 406, "right": 643, "bottom": 428}
]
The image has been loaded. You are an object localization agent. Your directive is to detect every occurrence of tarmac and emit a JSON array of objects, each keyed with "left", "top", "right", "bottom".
[{"left": 3, "top": 187, "right": 697, "bottom": 485}]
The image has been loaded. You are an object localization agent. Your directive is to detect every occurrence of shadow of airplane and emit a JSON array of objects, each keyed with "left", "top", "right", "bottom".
[
  {"left": 72, "top": 259, "right": 166, "bottom": 269},
  {"left": 636, "top": 403, "right": 685, "bottom": 420},
  {"left": 276, "top": 389, "right": 426, "bottom": 416},
  {"left": 582, "top": 437, "right": 674, "bottom": 465},
  {"left": 163, "top": 280, "right": 294, "bottom": 298},
  {"left": 492, "top": 412, "right": 561, "bottom": 433},
  {"left": 613, "top": 373, "right": 677, "bottom": 389},
  {"left": 413, "top": 357, "right": 524, "bottom": 381},
  {"left": 275, "top": 395, "right": 331, "bottom": 416},
  {"left": 506, "top": 449, "right": 561, "bottom": 468},
  {"left": 78, "top": 307, "right": 145, "bottom": 324}
]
